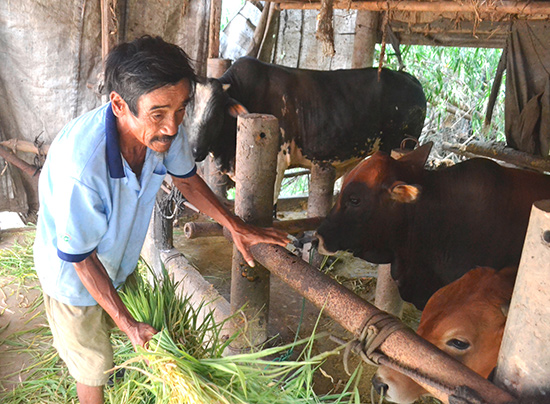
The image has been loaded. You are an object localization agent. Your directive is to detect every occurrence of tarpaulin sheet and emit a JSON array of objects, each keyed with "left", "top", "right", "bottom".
[
  {"left": 505, "top": 20, "right": 550, "bottom": 157},
  {"left": 0, "top": 0, "right": 209, "bottom": 215}
]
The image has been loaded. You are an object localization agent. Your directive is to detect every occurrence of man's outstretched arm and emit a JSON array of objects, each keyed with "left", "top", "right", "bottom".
[{"left": 172, "top": 173, "right": 290, "bottom": 267}]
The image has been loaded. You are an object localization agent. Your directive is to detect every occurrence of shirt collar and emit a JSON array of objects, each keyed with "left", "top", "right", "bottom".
[{"left": 105, "top": 103, "right": 125, "bottom": 179}]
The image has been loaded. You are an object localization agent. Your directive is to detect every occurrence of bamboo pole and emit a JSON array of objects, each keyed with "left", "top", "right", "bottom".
[
  {"left": 208, "top": 0, "right": 223, "bottom": 58},
  {"left": 442, "top": 141, "right": 550, "bottom": 173},
  {"left": 247, "top": 2, "right": 272, "bottom": 57},
  {"left": 271, "top": 0, "right": 550, "bottom": 15}
]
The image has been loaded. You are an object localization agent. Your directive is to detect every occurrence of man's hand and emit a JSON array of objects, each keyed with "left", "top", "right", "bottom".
[
  {"left": 172, "top": 174, "right": 290, "bottom": 267},
  {"left": 229, "top": 218, "right": 290, "bottom": 267},
  {"left": 124, "top": 321, "right": 158, "bottom": 351}
]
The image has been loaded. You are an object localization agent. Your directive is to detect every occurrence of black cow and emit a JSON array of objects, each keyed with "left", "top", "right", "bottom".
[
  {"left": 317, "top": 142, "right": 550, "bottom": 309},
  {"left": 184, "top": 57, "right": 426, "bottom": 197}
]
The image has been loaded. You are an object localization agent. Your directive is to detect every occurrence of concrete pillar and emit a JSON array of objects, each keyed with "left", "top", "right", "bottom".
[
  {"left": 495, "top": 200, "right": 550, "bottom": 403},
  {"left": 229, "top": 113, "right": 279, "bottom": 350}
]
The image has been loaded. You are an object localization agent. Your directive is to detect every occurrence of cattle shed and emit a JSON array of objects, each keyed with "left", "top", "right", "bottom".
[{"left": 1, "top": 1, "right": 550, "bottom": 403}]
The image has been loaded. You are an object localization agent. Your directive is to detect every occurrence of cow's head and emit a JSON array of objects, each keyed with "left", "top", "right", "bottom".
[
  {"left": 317, "top": 142, "right": 433, "bottom": 264},
  {"left": 372, "top": 266, "right": 516, "bottom": 403},
  {"left": 183, "top": 78, "right": 248, "bottom": 163}
]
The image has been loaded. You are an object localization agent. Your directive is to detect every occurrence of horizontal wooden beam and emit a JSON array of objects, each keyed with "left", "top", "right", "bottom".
[
  {"left": 442, "top": 141, "right": 550, "bottom": 173},
  {"left": 271, "top": 1, "right": 550, "bottom": 15}
]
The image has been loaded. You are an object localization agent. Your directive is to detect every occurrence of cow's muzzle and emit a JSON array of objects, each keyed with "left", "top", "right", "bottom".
[{"left": 316, "top": 233, "right": 337, "bottom": 256}]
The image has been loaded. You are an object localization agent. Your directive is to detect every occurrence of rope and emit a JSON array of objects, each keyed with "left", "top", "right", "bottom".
[
  {"left": 156, "top": 182, "right": 187, "bottom": 220},
  {"left": 341, "top": 311, "right": 409, "bottom": 373}
]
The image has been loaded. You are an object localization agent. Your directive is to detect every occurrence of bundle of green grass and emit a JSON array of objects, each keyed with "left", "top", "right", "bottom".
[
  {"left": 115, "top": 268, "right": 360, "bottom": 404},
  {"left": 0, "top": 236, "right": 361, "bottom": 403}
]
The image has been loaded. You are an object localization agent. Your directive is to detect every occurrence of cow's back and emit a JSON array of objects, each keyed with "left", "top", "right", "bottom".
[
  {"left": 398, "top": 159, "right": 550, "bottom": 302},
  {"left": 221, "top": 57, "right": 426, "bottom": 163}
]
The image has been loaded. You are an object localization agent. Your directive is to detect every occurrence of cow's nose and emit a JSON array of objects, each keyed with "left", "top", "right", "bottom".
[
  {"left": 192, "top": 147, "right": 207, "bottom": 161},
  {"left": 371, "top": 375, "right": 389, "bottom": 395}
]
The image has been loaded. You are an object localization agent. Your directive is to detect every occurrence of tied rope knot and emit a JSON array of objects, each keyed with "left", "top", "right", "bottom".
[{"left": 340, "top": 311, "right": 408, "bottom": 374}]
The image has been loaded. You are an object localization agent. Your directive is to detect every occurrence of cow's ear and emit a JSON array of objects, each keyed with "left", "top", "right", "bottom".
[
  {"left": 397, "top": 141, "right": 433, "bottom": 169},
  {"left": 227, "top": 99, "right": 249, "bottom": 118},
  {"left": 389, "top": 181, "right": 421, "bottom": 203}
]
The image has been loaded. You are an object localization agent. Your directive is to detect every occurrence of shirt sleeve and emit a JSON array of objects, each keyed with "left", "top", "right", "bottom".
[
  {"left": 165, "top": 125, "right": 197, "bottom": 178},
  {"left": 54, "top": 178, "right": 108, "bottom": 262}
]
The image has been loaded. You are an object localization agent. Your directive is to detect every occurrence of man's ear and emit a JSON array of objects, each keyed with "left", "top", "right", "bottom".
[
  {"left": 227, "top": 98, "right": 249, "bottom": 118},
  {"left": 389, "top": 181, "right": 421, "bottom": 203},
  {"left": 110, "top": 92, "right": 129, "bottom": 117}
]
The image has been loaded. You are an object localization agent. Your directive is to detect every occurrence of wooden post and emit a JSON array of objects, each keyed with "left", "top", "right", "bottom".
[
  {"left": 229, "top": 114, "right": 280, "bottom": 350},
  {"left": 201, "top": 58, "right": 232, "bottom": 200},
  {"left": 208, "top": 0, "right": 223, "bottom": 59},
  {"left": 352, "top": 11, "right": 379, "bottom": 68},
  {"left": 100, "top": 0, "right": 122, "bottom": 103},
  {"left": 494, "top": 200, "right": 550, "bottom": 403},
  {"left": 374, "top": 264, "right": 403, "bottom": 317},
  {"left": 304, "top": 163, "right": 335, "bottom": 267},
  {"left": 372, "top": 149, "right": 411, "bottom": 317}
]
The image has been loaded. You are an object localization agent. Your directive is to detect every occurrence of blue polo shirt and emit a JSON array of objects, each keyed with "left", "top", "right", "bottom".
[{"left": 34, "top": 103, "right": 196, "bottom": 306}]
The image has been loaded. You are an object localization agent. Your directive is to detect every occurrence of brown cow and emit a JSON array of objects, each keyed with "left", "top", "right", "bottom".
[
  {"left": 317, "top": 142, "right": 550, "bottom": 308},
  {"left": 371, "top": 266, "right": 517, "bottom": 403}
]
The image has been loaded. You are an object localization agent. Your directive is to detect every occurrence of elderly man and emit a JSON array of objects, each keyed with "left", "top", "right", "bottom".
[{"left": 33, "top": 35, "right": 289, "bottom": 404}]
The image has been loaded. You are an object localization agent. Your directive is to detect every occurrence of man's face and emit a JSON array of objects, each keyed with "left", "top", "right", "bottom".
[{"left": 127, "top": 79, "right": 192, "bottom": 153}]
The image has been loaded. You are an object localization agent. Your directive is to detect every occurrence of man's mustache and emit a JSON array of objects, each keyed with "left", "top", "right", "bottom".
[{"left": 152, "top": 134, "right": 177, "bottom": 142}]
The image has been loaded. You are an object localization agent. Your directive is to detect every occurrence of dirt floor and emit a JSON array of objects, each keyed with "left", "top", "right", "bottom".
[
  {"left": 172, "top": 210, "right": 425, "bottom": 402},
  {"left": 0, "top": 219, "right": 428, "bottom": 403}
]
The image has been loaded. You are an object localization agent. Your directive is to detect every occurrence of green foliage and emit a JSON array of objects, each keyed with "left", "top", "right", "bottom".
[{"left": 375, "top": 44, "right": 506, "bottom": 142}]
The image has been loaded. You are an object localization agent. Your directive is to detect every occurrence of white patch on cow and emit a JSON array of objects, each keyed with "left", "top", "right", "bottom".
[{"left": 192, "top": 82, "right": 215, "bottom": 126}]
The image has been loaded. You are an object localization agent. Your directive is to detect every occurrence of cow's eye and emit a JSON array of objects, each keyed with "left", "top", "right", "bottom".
[
  {"left": 447, "top": 338, "right": 470, "bottom": 350},
  {"left": 348, "top": 196, "right": 360, "bottom": 206}
]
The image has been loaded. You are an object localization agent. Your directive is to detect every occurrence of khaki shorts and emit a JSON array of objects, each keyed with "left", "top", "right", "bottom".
[{"left": 43, "top": 294, "right": 116, "bottom": 386}]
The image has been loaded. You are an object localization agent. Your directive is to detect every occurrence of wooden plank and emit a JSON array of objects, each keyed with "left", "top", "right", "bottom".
[{"left": 271, "top": 1, "right": 550, "bottom": 16}]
